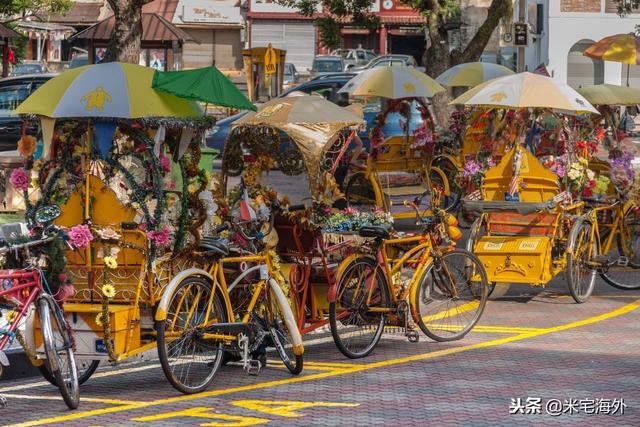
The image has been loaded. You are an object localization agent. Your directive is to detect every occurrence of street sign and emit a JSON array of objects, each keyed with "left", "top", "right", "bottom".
[
  {"left": 264, "top": 44, "right": 277, "bottom": 77},
  {"left": 514, "top": 22, "right": 528, "bottom": 46}
]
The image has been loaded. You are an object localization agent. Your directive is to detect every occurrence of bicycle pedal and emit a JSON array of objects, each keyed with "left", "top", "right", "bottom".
[
  {"left": 245, "top": 359, "right": 262, "bottom": 376},
  {"left": 617, "top": 256, "right": 629, "bottom": 267},
  {"left": 0, "top": 395, "right": 6, "bottom": 409},
  {"left": 406, "top": 330, "right": 419, "bottom": 343},
  {"left": 0, "top": 351, "right": 9, "bottom": 367}
]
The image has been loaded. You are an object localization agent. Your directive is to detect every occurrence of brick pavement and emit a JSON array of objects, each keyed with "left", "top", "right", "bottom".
[{"left": 1, "top": 278, "right": 639, "bottom": 426}]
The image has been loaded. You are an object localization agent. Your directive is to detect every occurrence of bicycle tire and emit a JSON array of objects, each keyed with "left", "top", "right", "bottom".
[
  {"left": 330, "top": 256, "right": 390, "bottom": 359},
  {"left": 566, "top": 219, "right": 598, "bottom": 303},
  {"left": 39, "top": 359, "right": 99, "bottom": 386},
  {"left": 267, "top": 279, "right": 303, "bottom": 374},
  {"left": 413, "top": 249, "right": 488, "bottom": 342},
  {"left": 38, "top": 296, "right": 79, "bottom": 409},
  {"left": 156, "top": 276, "right": 228, "bottom": 394},
  {"left": 600, "top": 207, "right": 640, "bottom": 290}
]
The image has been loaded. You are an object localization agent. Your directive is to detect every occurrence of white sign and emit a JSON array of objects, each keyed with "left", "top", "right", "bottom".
[{"left": 176, "top": 0, "right": 242, "bottom": 25}]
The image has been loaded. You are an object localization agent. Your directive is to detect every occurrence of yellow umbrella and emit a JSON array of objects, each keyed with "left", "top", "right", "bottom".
[
  {"left": 436, "top": 62, "right": 514, "bottom": 87},
  {"left": 451, "top": 72, "right": 598, "bottom": 114},
  {"left": 338, "top": 66, "right": 445, "bottom": 99},
  {"left": 15, "top": 62, "right": 201, "bottom": 118},
  {"left": 584, "top": 33, "right": 640, "bottom": 65},
  {"left": 577, "top": 84, "right": 640, "bottom": 106}
]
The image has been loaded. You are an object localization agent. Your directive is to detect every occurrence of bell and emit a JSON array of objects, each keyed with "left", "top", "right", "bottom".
[{"left": 448, "top": 225, "right": 463, "bottom": 241}]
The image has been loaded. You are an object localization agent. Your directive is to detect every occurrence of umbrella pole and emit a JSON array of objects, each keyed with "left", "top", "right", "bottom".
[
  {"left": 627, "top": 64, "right": 630, "bottom": 87},
  {"left": 84, "top": 123, "right": 91, "bottom": 221}
]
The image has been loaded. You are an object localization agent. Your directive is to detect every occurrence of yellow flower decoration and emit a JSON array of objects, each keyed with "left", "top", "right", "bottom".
[
  {"left": 5, "top": 310, "right": 17, "bottom": 322},
  {"left": 188, "top": 182, "right": 199, "bottom": 194},
  {"left": 103, "top": 256, "right": 118, "bottom": 269},
  {"left": 95, "top": 312, "right": 106, "bottom": 327},
  {"left": 101, "top": 284, "right": 116, "bottom": 299}
]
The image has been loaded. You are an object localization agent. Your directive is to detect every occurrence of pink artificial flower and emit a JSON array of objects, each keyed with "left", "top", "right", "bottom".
[
  {"left": 159, "top": 154, "right": 171, "bottom": 173},
  {"left": 10, "top": 168, "right": 30, "bottom": 191},
  {"left": 344, "top": 206, "right": 357, "bottom": 215},
  {"left": 68, "top": 224, "right": 93, "bottom": 249},
  {"left": 147, "top": 228, "right": 171, "bottom": 246},
  {"left": 55, "top": 283, "right": 75, "bottom": 304}
]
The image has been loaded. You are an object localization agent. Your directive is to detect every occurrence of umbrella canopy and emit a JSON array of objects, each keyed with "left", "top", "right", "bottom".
[
  {"left": 15, "top": 62, "right": 202, "bottom": 118},
  {"left": 338, "top": 66, "right": 445, "bottom": 99},
  {"left": 451, "top": 72, "right": 598, "bottom": 114},
  {"left": 436, "top": 62, "right": 514, "bottom": 87},
  {"left": 232, "top": 95, "right": 364, "bottom": 192},
  {"left": 577, "top": 84, "right": 640, "bottom": 106},
  {"left": 584, "top": 33, "right": 640, "bottom": 65},
  {"left": 152, "top": 66, "right": 256, "bottom": 111}
]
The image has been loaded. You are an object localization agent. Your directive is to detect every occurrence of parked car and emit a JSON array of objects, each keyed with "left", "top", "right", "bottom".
[
  {"left": 283, "top": 63, "right": 300, "bottom": 89},
  {"left": 0, "top": 74, "right": 55, "bottom": 151},
  {"left": 206, "top": 73, "right": 424, "bottom": 152},
  {"left": 333, "top": 49, "right": 377, "bottom": 71},
  {"left": 10, "top": 61, "right": 48, "bottom": 76},
  {"left": 351, "top": 54, "right": 421, "bottom": 73},
  {"left": 309, "top": 55, "right": 345, "bottom": 77}
]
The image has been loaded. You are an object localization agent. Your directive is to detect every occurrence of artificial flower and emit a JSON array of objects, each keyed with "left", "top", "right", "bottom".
[
  {"left": 101, "top": 284, "right": 116, "bottom": 299},
  {"left": 159, "top": 154, "right": 171, "bottom": 173},
  {"left": 68, "top": 224, "right": 93, "bottom": 249},
  {"left": 10, "top": 168, "right": 30, "bottom": 191},
  {"left": 147, "top": 228, "right": 171, "bottom": 246},
  {"left": 103, "top": 256, "right": 118, "bottom": 269},
  {"left": 17, "top": 135, "right": 37, "bottom": 157},
  {"left": 95, "top": 313, "right": 106, "bottom": 327},
  {"left": 95, "top": 227, "right": 121, "bottom": 241}
]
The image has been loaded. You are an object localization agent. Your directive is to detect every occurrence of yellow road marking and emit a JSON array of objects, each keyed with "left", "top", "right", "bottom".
[
  {"left": 422, "top": 301, "right": 480, "bottom": 322},
  {"left": 1, "top": 393, "right": 144, "bottom": 406},
  {"left": 426, "top": 324, "right": 547, "bottom": 334},
  {"left": 230, "top": 399, "right": 359, "bottom": 418},
  {"left": 8, "top": 299, "right": 639, "bottom": 427}
]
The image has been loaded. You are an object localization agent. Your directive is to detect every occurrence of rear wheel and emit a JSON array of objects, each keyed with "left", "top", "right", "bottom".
[
  {"left": 330, "top": 256, "right": 390, "bottom": 359},
  {"left": 413, "top": 250, "right": 488, "bottom": 342},
  {"left": 38, "top": 296, "right": 79, "bottom": 409},
  {"left": 39, "top": 359, "right": 99, "bottom": 386},
  {"left": 267, "top": 286, "right": 303, "bottom": 374},
  {"left": 600, "top": 207, "right": 640, "bottom": 290},
  {"left": 157, "top": 276, "right": 228, "bottom": 394},
  {"left": 566, "top": 219, "right": 598, "bottom": 303}
]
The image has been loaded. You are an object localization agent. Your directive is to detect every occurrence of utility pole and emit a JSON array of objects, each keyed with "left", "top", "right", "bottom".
[{"left": 517, "top": 0, "right": 527, "bottom": 72}]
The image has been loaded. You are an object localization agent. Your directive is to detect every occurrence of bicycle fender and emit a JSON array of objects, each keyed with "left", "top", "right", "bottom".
[
  {"left": 430, "top": 166, "right": 450, "bottom": 196},
  {"left": 565, "top": 216, "right": 590, "bottom": 256},
  {"left": 155, "top": 268, "right": 216, "bottom": 322},
  {"left": 23, "top": 308, "right": 44, "bottom": 367},
  {"left": 269, "top": 278, "right": 304, "bottom": 356}
]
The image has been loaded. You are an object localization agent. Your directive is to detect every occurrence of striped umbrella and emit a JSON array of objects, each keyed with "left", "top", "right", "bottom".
[
  {"left": 338, "top": 66, "right": 445, "bottom": 99},
  {"left": 436, "top": 62, "right": 514, "bottom": 87},
  {"left": 451, "top": 72, "right": 598, "bottom": 114},
  {"left": 15, "top": 62, "right": 202, "bottom": 118},
  {"left": 584, "top": 33, "right": 640, "bottom": 65}
]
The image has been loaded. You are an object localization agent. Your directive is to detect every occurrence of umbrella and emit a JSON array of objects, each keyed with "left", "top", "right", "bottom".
[
  {"left": 338, "top": 66, "right": 445, "bottom": 99},
  {"left": 577, "top": 84, "right": 640, "bottom": 106},
  {"left": 584, "top": 33, "right": 640, "bottom": 65},
  {"left": 15, "top": 62, "right": 202, "bottom": 118},
  {"left": 435, "top": 62, "right": 514, "bottom": 87},
  {"left": 451, "top": 72, "right": 598, "bottom": 114},
  {"left": 152, "top": 66, "right": 256, "bottom": 111}
]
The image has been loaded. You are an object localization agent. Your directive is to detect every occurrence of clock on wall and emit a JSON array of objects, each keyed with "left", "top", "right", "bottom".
[{"left": 382, "top": 0, "right": 394, "bottom": 11}]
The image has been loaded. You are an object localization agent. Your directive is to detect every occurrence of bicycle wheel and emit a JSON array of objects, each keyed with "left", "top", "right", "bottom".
[
  {"left": 330, "top": 256, "right": 390, "bottom": 359},
  {"left": 566, "top": 219, "right": 598, "bottom": 303},
  {"left": 413, "top": 249, "right": 488, "bottom": 342},
  {"left": 39, "top": 359, "right": 99, "bottom": 386},
  {"left": 157, "top": 276, "right": 228, "bottom": 394},
  {"left": 429, "top": 169, "right": 460, "bottom": 213},
  {"left": 38, "top": 296, "right": 79, "bottom": 409},
  {"left": 266, "top": 280, "right": 303, "bottom": 374},
  {"left": 601, "top": 207, "right": 640, "bottom": 290}
]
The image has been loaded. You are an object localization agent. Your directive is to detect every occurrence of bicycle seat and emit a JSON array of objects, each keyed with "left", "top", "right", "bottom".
[
  {"left": 358, "top": 226, "right": 390, "bottom": 240},
  {"left": 198, "top": 237, "right": 230, "bottom": 257}
]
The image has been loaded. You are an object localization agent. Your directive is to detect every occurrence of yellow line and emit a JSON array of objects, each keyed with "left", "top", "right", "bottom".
[
  {"left": 422, "top": 301, "right": 480, "bottom": 322},
  {"left": 9, "top": 299, "right": 639, "bottom": 427},
  {"left": 1, "top": 393, "right": 144, "bottom": 406}
]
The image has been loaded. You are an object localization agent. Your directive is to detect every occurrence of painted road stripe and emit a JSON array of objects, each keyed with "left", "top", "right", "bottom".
[
  {"left": 422, "top": 300, "right": 480, "bottom": 322},
  {"left": 0, "top": 393, "right": 144, "bottom": 406},
  {"left": 9, "top": 299, "right": 639, "bottom": 427}
]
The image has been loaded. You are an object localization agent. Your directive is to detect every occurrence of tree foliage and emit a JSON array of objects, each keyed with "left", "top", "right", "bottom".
[
  {"left": 0, "top": 0, "right": 72, "bottom": 23},
  {"left": 613, "top": 0, "right": 640, "bottom": 15}
]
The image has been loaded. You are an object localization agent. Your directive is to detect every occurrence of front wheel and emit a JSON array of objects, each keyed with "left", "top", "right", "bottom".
[
  {"left": 267, "top": 280, "right": 303, "bottom": 374},
  {"left": 566, "top": 219, "right": 598, "bottom": 303},
  {"left": 157, "top": 276, "right": 228, "bottom": 394},
  {"left": 602, "top": 207, "right": 640, "bottom": 290},
  {"left": 412, "top": 249, "right": 488, "bottom": 342},
  {"left": 38, "top": 296, "right": 79, "bottom": 409},
  {"left": 330, "top": 256, "right": 390, "bottom": 359},
  {"left": 39, "top": 359, "right": 99, "bottom": 386}
]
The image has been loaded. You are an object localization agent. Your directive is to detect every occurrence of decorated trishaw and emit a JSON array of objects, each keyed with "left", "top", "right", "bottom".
[
  {"left": 457, "top": 72, "right": 639, "bottom": 303},
  {"left": 11, "top": 62, "right": 260, "bottom": 394}
]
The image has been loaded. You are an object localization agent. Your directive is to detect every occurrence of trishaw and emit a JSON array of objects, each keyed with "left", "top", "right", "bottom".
[{"left": 11, "top": 62, "right": 239, "bottom": 394}]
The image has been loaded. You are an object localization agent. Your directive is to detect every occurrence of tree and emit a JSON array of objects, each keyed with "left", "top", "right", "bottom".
[
  {"left": 0, "top": 0, "right": 71, "bottom": 23},
  {"left": 103, "top": 0, "right": 154, "bottom": 63},
  {"left": 613, "top": 0, "right": 640, "bottom": 15},
  {"left": 278, "top": 0, "right": 513, "bottom": 124}
]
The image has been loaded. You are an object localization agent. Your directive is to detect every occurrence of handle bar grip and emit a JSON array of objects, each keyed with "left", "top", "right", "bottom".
[
  {"left": 287, "top": 204, "right": 306, "bottom": 212},
  {"left": 215, "top": 223, "right": 230, "bottom": 233}
]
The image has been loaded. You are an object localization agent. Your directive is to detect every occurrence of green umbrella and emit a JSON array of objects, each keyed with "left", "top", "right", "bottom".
[{"left": 152, "top": 66, "right": 256, "bottom": 111}]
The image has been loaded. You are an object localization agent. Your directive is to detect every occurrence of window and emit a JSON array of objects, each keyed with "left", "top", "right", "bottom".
[
  {"left": 312, "top": 60, "right": 343, "bottom": 72},
  {"left": 0, "top": 83, "right": 31, "bottom": 114}
]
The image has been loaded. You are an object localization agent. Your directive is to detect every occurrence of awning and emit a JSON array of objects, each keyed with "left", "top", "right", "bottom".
[
  {"left": 0, "top": 23, "right": 20, "bottom": 39},
  {"left": 46, "top": 2, "right": 104, "bottom": 25},
  {"left": 71, "top": 13, "right": 195, "bottom": 43},
  {"left": 173, "top": 0, "right": 242, "bottom": 26}
]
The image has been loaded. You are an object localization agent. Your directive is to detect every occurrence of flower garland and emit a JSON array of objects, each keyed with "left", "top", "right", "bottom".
[{"left": 322, "top": 207, "right": 393, "bottom": 233}]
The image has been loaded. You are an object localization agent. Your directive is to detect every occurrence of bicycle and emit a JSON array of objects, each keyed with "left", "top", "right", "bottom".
[
  {"left": 570, "top": 198, "right": 640, "bottom": 295},
  {"left": 0, "top": 205, "right": 79, "bottom": 409},
  {"left": 156, "top": 202, "right": 304, "bottom": 394},
  {"left": 329, "top": 191, "right": 489, "bottom": 359}
]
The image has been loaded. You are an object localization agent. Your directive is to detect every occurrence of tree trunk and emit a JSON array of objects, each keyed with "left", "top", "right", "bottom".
[{"left": 104, "top": 0, "right": 149, "bottom": 63}]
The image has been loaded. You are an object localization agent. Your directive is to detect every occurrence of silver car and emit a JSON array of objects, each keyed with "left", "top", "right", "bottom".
[{"left": 350, "top": 54, "right": 421, "bottom": 73}]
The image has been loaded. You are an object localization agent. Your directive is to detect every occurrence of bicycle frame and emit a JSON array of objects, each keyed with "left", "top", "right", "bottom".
[
  {"left": 0, "top": 271, "right": 42, "bottom": 351},
  {"left": 585, "top": 200, "right": 633, "bottom": 258}
]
